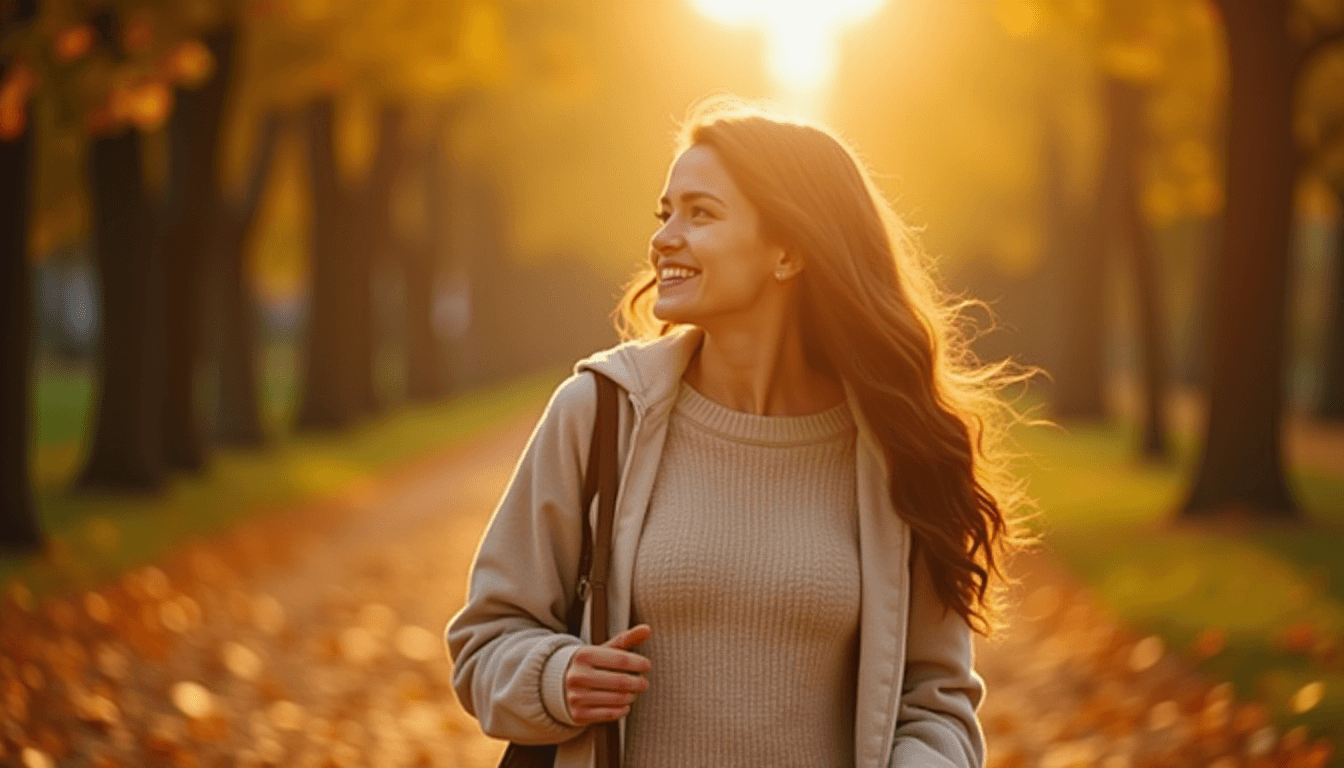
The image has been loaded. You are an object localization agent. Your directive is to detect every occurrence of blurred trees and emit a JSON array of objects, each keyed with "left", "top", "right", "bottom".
[
  {"left": 1181, "top": 0, "right": 1344, "bottom": 521},
  {"left": 0, "top": 0, "right": 590, "bottom": 551},
  {"left": 213, "top": 110, "right": 282, "bottom": 446}
]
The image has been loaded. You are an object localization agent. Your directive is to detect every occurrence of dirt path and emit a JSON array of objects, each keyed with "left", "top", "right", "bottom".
[{"left": 2, "top": 402, "right": 1333, "bottom": 767}]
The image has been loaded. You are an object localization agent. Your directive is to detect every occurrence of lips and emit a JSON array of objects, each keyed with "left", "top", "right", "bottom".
[{"left": 659, "top": 272, "right": 697, "bottom": 289}]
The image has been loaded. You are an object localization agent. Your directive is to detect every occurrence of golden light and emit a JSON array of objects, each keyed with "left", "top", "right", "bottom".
[{"left": 690, "top": 0, "right": 886, "bottom": 109}]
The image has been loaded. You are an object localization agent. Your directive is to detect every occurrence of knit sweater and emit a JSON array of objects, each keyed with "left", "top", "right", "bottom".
[{"left": 623, "top": 379, "right": 861, "bottom": 767}]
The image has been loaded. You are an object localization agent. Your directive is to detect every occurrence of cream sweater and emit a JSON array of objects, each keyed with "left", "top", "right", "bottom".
[
  {"left": 624, "top": 380, "right": 861, "bottom": 767},
  {"left": 446, "top": 325, "right": 986, "bottom": 768}
]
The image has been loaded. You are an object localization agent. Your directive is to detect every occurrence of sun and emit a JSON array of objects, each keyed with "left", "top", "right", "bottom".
[{"left": 689, "top": 0, "right": 886, "bottom": 97}]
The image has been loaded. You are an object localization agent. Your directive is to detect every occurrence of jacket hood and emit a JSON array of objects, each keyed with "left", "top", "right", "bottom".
[{"left": 572, "top": 325, "right": 706, "bottom": 415}]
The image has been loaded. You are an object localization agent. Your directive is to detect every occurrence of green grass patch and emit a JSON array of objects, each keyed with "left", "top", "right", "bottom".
[
  {"left": 6, "top": 364, "right": 566, "bottom": 603},
  {"left": 1018, "top": 418, "right": 1344, "bottom": 749}
]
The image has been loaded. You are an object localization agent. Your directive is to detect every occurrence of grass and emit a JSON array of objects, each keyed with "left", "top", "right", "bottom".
[
  {"left": 6, "top": 352, "right": 567, "bottom": 603},
  {"left": 1018, "top": 417, "right": 1344, "bottom": 747}
]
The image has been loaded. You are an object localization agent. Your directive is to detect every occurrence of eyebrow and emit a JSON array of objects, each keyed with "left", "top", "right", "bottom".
[{"left": 658, "top": 191, "right": 726, "bottom": 208}]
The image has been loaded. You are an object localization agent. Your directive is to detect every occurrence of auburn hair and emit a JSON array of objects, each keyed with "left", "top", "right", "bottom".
[{"left": 615, "top": 96, "right": 1037, "bottom": 635}]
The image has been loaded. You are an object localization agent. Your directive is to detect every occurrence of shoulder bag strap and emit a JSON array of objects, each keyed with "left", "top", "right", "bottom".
[{"left": 587, "top": 372, "right": 622, "bottom": 768}]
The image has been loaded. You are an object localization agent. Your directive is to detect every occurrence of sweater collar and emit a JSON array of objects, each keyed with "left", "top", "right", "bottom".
[{"left": 573, "top": 325, "right": 887, "bottom": 471}]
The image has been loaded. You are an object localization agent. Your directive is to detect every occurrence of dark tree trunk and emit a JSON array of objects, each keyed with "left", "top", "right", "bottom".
[
  {"left": 1181, "top": 0, "right": 1298, "bottom": 520},
  {"left": 159, "top": 25, "right": 237, "bottom": 471},
  {"left": 80, "top": 129, "right": 166, "bottom": 491},
  {"left": 296, "top": 98, "right": 359, "bottom": 430},
  {"left": 1054, "top": 81, "right": 1125, "bottom": 421},
  {"left": 405, "top": 131, "right": 449, "bottom": 401},
  {"left": 0, "top": 41, "right": 43, "bottom": 552},
  {"left": 1316, "top": 183, "right": 1344, "bottom": 421},
  {"left": 1032, "top": 90, "right": 1078, "bottom": 389},
  {"left": 214, "top": 112, "right": 284, "bottom": 446},
  {"left": 346, "top": 104, "right": 405, "bottom": 416},
  {"left": 1110, "top": 78, "right": 1171, "bottom": 460}
]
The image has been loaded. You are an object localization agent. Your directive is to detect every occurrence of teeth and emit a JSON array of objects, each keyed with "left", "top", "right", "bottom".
[{"left": 659, "top": 266, "right": 698, "bottom": 280}]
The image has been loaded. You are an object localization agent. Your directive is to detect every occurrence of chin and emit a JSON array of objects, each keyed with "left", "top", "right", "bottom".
[{"left": 651, "top": 299, "right": 697, "bottom": 326}]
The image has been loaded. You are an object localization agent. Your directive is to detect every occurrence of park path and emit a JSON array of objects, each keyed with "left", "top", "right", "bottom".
[{"left": 2, "top": 400, "right": 1333, "bottom": 768}]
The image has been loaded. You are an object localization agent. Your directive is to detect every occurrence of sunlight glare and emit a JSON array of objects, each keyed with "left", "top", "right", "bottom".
[{"left": 690, "top": 0, "right": 887, "bottom": 97}]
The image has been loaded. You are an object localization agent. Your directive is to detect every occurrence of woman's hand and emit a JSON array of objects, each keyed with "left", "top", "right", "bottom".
[{"left": 563, "top": 624, "right": 652, "bottom": 726}]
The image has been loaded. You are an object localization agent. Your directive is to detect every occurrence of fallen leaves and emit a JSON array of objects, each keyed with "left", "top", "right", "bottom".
[{"left": 979, "top": 553, "right": 1337, "bottom": 768}]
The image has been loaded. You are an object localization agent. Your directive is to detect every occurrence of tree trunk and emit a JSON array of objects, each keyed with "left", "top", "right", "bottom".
[
  {"left": 0, "top": 47, "right": 43, "bottom": 552},
  {"left": 1053, "top": 80, "right": 1124, "bottom": 421},
  {"left": 1181, "top": 0, "right": 1298, "bottom": 520},
  {"left": 405, "top": 132, "right": 449, "bottom": 401},
  {"left": 1316, "top": 182, "right": 1344, "bottom": 421},
  {"left": 1033, "top": 92, "right": 1073, "bottom": 382},
  {"left": 80, "top": 129, "right": 166, "bottom": 491},
  {"left": 214, "top": 111, "right": 283, "bottom": 446},
  {"left": 347, "top": 104, "right": 405, "bottom": 416},
  {"left": 159, "top": 25, "right": 237, "bottom": 471},
  {"left": 1110, "top": 78, "right": 1171, "bottom": 460},
  {"left": 296, "top": 98, "right": 358, "bottom": 430}
]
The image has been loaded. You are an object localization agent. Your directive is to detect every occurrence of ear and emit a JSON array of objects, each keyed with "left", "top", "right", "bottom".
[{"left": 775, "top": 247, "right": 804, "bottom": 279}]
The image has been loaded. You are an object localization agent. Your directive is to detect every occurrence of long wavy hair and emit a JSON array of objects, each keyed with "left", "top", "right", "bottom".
[{"left": 615, "top": 97, "right": 1037, "bottom": 635}]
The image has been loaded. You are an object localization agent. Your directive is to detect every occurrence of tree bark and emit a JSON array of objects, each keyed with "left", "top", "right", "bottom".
[
  {"left": 1181, "top": 0, "right": 1298, "bottom": 520},
  {"left": 296, "top": 98, "right": 359, "bottom": 430},
  {"left": 1317, "top": 182, "right": 1344, "bottom": 421},
  {"left": 405, "top": 130, "right": 449, "bottom": 401},
  {"left": 1053, "top": 81, "right": 1123, "bottom": 421},
  {"left": 0, "top": 45, "right": 43, "bottom": 552},
  {"left": 79, "top": 129, "right": 166, "bottom": 491},
  {"left": 159, "top": 25, "right": 237, "bottom": 471},
  {"left": 1109, "top": 78, "right": 1171, "bottom": 460},
  {"left": 214, "top": 111, "right": 283, "bottom": 446},
  {"left": 347, "top": 103, "right": 405, "bottom": 416}
]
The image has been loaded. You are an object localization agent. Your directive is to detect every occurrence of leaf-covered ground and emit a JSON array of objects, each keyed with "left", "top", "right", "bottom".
[{"left": 1, "top": 409, "right": 1335, "bottom": 768}]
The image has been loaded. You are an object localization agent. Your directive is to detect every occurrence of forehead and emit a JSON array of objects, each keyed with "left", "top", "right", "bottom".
[{"left": 660, "top": 144, "right": 741, "bottom": 202}]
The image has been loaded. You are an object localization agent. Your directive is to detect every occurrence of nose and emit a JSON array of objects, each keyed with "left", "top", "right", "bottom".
[{"left": 650, "top": 222, "right": 683, "bottom": 263}]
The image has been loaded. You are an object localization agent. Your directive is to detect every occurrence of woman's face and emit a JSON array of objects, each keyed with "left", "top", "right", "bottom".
[{"left": 649, "top": 144, "right": 783, "bottom": 327}]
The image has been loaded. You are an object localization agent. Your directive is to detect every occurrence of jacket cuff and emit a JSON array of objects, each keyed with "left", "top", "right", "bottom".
[{"left": 541, "top": 643, "right": 581, "bottom": 727}]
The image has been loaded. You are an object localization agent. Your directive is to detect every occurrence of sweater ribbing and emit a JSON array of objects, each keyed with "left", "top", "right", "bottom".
[{"left": 624, "top": 379, "right": 860, "bottom": 767}]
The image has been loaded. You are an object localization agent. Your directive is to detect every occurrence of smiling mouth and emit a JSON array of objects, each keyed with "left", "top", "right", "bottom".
[
  {"left": 658, "top": 265, "right": 700, "bottom": 289},
  {"left": 659, "top": 273, "right": 697, "bottom": 289}
]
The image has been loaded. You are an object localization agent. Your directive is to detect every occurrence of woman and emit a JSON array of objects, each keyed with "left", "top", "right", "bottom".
[{"left": 447, "top": 97, "right": 1032, "bottom": 768}]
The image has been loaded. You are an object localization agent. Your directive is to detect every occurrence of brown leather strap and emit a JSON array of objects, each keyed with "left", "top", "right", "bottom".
[
  {"left": 589, "top": 372, "right": 621, "bottom": 768},
  {"left": 566, "top": 373, "right": 606, "bottom": 636},
  {"left": 589, "top": 372, "right": 618, "bottom": 646}
]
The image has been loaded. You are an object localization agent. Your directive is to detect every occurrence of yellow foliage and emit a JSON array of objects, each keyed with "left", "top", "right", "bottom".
[
  {"left": 461, "top": 2, "right": 512, "bottom": 86},
  {"left": 994, "top": 0, "right": 1043, "bottom": 38}
]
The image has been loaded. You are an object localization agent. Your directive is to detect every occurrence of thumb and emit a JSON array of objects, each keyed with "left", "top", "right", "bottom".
[{"left": 602, "top": 623, "right": 652, "bottom": 650}]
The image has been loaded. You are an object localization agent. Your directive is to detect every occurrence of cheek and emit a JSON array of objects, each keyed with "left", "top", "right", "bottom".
[{"left": 688, "top": 228, "right": 771, "bottom": 294}]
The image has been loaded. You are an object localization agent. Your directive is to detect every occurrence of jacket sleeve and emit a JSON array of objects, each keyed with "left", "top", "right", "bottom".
[
  {"left": 889, "top": 549, "right": 987, "bottom": 768},
  {"left": 445, "top": 371, "right": 600, "bottom": 745}
]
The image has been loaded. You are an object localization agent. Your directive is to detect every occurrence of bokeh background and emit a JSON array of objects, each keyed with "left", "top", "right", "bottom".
[{"left": 2, "top": 0, "right": 1343, "bottom": 766}]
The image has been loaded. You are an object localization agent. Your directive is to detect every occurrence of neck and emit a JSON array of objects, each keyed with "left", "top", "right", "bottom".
[{"left": 684, "top": 303, "right": 842, "bottom": 416}]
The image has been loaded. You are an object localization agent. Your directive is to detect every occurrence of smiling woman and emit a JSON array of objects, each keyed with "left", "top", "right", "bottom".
[{"left": 448, "top": 95, "right": 1036, "bottom": 768}]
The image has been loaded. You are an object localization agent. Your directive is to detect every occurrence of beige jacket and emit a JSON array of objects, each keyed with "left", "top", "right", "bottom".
[{"left": 446, "top": 325, "right": 985, "bottom": 768}]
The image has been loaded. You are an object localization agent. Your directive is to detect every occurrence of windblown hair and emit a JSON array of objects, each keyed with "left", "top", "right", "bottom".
[{"left": 616, "top": 96, "right": 1038, "bottom": 635}]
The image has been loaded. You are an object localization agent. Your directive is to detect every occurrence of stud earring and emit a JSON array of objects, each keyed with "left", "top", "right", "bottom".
[{"left": 775, "top": 268, "right": 787, "bottom": 281}]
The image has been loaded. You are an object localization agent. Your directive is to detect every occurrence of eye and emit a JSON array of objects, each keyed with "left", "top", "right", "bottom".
[
  {"left": 691, "top": 206, "right": 713, "bottom": 220},
  {"left": 654, "top": 209, "right": 670, "bottom": 223}
]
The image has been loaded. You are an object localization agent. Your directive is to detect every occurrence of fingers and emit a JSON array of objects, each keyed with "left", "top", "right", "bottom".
[
  {"left": 603, "top": 623, "right": 652, "bottom": 651},
  {"left": 573, "top": 644, "right": 651, "bottom": 674},
  {"left": 564, "top": 625, "right": 654, "bottom": 726},
  {"left": 567, "top": 665, "right": 650, "bottom": 693},
  {"left": 567, "top": 683, "right": 643, "bottom": 726}
]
